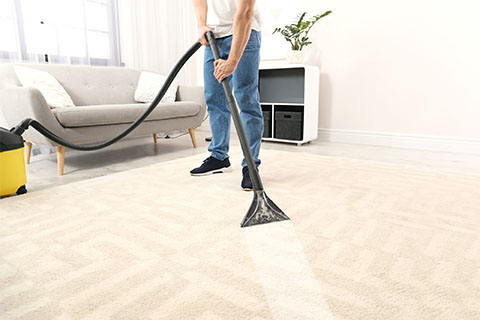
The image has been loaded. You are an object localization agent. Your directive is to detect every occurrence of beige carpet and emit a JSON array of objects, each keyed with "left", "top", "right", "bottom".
[{"left": 1, "top": 149, "right": 480, "bottom": 319}]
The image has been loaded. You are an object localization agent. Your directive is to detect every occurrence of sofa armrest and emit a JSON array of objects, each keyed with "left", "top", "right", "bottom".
[
  {"left": 176, "top": 85, "right": 206, "bottom": 108},
  {"left": 0, "top": 86, "right": 65, "bottom": 146}
]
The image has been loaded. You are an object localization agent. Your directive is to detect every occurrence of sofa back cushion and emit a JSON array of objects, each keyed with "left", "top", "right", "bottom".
[
  {"left": 134, "top": 71, "right": 179, "bottom": 104},
  {"left": 14, "top": 66, "right": 75, "bottom": 109},
  {"left": 0, "top": 63, "right": 141, "bottom": 106}
]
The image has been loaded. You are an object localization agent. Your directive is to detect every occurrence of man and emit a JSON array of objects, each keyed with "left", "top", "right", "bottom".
[{"left": 190, "top": 0, "right": 263, "bottom": 191}]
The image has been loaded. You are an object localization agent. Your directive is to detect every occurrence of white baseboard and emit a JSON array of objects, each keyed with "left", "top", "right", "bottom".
[{"left": 317, "top": 129, "right": 480, "bottom": 155}]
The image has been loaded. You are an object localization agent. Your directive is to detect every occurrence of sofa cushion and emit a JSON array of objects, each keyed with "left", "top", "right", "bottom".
[
  {"left": 52, "top": 102, "right": 201, "bottom": 128},
  {"left": 14, "top": 66, "right": 75, "bottom": 109},
  {"left": 135, "top": 72, "right": 179, "bottom": 104}
]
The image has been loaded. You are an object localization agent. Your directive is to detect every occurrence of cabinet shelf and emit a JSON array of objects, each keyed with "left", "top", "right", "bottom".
[{"left": 259, "top": 62, "right": 320, "bottom": 145}]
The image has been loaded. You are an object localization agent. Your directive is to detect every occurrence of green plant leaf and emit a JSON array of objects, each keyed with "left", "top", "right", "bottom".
[
  {"left": 296, "top": 12, "right": 307, "bottom": 27},
  {"left": 272, "top": 10, "right": 333, "bottom": 50},
  {"left": 319, "top": 10, "right": 332, "bottom": 19}
]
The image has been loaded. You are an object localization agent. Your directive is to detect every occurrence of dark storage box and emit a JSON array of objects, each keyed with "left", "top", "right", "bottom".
[
  {"left": 274, "top": 110, "right": 303, "bottom": 141},
  {"left": 262, "top": 110, "right": 272, "bottom": 138}
]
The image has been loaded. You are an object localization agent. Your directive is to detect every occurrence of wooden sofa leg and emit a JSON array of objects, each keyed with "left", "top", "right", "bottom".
[
  {"left": 188, "top": 128, "right": 197, "bottom": 148},
  {"left": 153, "top": 133, "right": 158, "bottom": 144},
  {"left": 24, "top": 141, "right": 32, "bottom": 164},
  {"left": 56, "top": 146, "right": 65, "bottom": 176}
]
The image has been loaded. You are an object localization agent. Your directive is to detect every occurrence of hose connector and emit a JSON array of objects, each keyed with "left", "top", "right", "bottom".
[{"left": 10, "top": 119, "right": 32, "bottom": 136}]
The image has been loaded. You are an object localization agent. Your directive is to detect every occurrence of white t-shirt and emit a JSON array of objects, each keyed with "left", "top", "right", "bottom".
[{"left": 206, "top": 0, "right": 262, "bottom": 38}]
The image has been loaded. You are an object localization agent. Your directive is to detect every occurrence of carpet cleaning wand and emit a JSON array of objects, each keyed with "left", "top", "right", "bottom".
[
  {"left": 2, "top": 33, "right": 289, "bottom": 228},
  {"left": 205, "top": 31, "right": 290, "bottom": 228}
]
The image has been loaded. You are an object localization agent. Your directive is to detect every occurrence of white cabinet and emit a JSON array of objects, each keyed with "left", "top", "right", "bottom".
[{"left": 259, "top": 62, "right": 319, "bottom": 145}]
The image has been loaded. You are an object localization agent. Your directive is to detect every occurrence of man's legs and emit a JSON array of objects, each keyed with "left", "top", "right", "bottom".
[
  {"left": 204, "top": 37, "right": 233, "bottom": 161},
  {"left": 190, "top": 37, "right": 233, "bottom": 175},
  {"left": 191, "top": 31, "right": 263, "bottom": 184}
]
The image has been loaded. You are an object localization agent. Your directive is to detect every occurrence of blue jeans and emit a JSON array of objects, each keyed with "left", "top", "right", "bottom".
[{"left": 204, "top": 30, "right": 262, "bottom": 167}]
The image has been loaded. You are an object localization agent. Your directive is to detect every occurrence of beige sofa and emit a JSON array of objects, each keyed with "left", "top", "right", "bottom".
[{"left": 0, "top": 63, "right": 206, "bottom": 175}]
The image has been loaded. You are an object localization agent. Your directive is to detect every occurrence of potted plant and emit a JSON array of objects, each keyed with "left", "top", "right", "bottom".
[{"left": 273, "top": 10, "right": 332, "bottom": 64}]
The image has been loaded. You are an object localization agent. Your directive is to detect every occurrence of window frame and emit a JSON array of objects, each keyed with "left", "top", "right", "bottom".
[{"left": 0, "top": 0, "right": 121, "bottom": 66}]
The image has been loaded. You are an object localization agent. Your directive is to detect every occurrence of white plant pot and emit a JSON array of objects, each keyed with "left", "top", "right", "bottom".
[{"left": 286, "top": 50, "right": 304, "bottom": 64}]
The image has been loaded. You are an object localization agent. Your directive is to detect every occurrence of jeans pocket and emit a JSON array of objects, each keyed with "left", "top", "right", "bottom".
[{"left": 244, "top": 30, "right": 261, "bottom": 51}]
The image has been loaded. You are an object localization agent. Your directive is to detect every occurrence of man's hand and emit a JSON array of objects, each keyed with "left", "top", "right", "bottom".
[
  {"left": 213, "top": 59, "right": 237, "bottom": 82},
  {"left": 198, "top": 26, "right": 213, "bottom": 46}
]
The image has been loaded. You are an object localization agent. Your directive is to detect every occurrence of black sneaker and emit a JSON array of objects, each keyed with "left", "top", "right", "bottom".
[
  {"left": 241, "top": 166, "right": 254, "bottom": 191},
  {"left": 190, "top": 156, "right": 232, "bottom": 176}
]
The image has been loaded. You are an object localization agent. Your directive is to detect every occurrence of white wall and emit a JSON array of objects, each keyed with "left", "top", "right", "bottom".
[{"left": 259, "top": 0, "right": 480, "bottom": 151}]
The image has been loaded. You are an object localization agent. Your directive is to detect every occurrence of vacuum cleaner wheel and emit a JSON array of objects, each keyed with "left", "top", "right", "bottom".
[{"left": 16, "top": 185, "right": 27, "bottom": 195}]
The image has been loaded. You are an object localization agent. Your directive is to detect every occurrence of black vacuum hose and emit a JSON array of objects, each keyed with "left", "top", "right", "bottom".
[{"left": 11, "top": 41, "right": 202, "bottom": 151}]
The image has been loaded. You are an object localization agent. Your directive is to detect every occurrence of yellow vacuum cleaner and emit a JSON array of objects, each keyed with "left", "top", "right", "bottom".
[{"left": 0, "top": 127, "right": 27, "bottom": 196}]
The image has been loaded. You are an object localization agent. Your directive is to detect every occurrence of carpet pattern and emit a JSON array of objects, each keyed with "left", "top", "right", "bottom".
[{"left": 1, "top": 150, "right": 480, "bottom": 319}]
